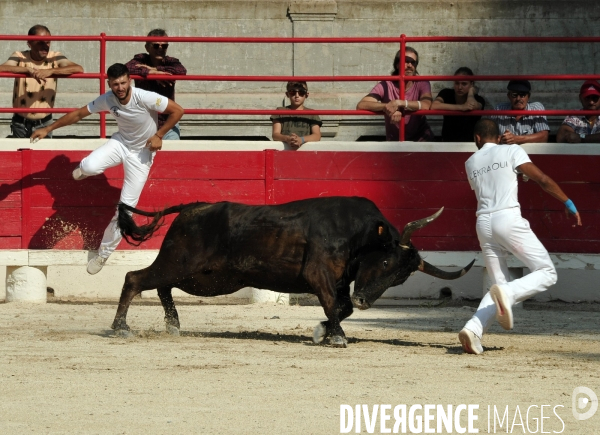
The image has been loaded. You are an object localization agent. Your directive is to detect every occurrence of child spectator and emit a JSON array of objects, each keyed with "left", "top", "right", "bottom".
[
  {"left": 431, "top": 67, "right": 485, "bottom": 142},
  {"left": 271, "top": 81, "right": 322, "bottom": 149}
]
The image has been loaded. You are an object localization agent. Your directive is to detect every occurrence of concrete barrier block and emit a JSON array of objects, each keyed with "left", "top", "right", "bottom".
[
  {"left": 47, "top": 265, "right": 130, "bottom": 299},
  {"left": 250, "top": 288, "right": 290, "bottom": 305},
  {"left": 534, "top": 269, "right": 600, "bottom": 303},
  {"left": 0, "top": 266, "right": 5, "bottom": 301},
  {"left": 6, "top": 266, "right": 47, "bottom": 303},
  {"left": 142, "top": 287, "right": 252, "bottom": 300}
]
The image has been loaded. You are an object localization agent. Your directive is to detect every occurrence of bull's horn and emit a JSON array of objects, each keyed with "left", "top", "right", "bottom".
[
  {"left": 418, "top": 259, "right": 475, "bottom": 280},
  {"left": 399, "top": 207, "right": 444, "bottom": 248}
]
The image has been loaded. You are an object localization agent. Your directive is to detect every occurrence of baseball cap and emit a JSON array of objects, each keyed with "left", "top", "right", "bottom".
[
  {"left": 507, "top": 80, "right": 531, "bottom": 93},
  {"left": 579, "top": 80, "right": 600, "bottom": 98},
  {"left": 286, "top": 81, "right": 308, "bottom": 92}
]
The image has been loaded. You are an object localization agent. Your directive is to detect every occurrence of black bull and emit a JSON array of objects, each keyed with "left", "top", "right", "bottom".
[{"left": 114, "top": 197, "right": 474, "bottom": 347}]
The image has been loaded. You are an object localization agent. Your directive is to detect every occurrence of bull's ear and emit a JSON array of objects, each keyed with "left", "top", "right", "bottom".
[{"left": 375, "top": 222, "right": 394, "bottom": 243}]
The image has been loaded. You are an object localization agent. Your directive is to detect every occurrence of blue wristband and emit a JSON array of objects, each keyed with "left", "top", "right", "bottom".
[
  {"left": 564, "top": 199, "right": 577, "bottom": 214},
  {"left": 301, "top": 137, "right": 305, "bottom": 145}
]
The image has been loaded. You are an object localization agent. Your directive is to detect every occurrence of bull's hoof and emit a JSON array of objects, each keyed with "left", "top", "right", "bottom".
[
  {"left": 114, "top": 329, "right": 134, "bottom": 338},
  {"left": 328, "top": 335, "right": 348, "bottom": 348},
  {"left": 166, "top": 324, "right": 180, "bottom": 336},
  {"left": 312, "top": 322, "right": 327, "bottom": 344}
]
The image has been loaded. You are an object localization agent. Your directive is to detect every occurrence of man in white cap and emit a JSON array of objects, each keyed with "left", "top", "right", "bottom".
[
  {"left": 557, "top": 80, "right": 600, "bottom": 143},
  {"left": 458, "top": 119, "right": 582, "bottom": 355}
]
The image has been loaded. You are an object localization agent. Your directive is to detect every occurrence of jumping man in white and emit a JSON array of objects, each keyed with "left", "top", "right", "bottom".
[
  {"left": 459, "top": 119, "right": 582, "bottom": 355},
  {"left": 31, "top": 63, "right": 184, "bottom": 274}
]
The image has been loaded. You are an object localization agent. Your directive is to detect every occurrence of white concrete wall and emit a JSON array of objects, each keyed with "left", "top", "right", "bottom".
[
  {"left": 1, "top": 250, "right": 598, "bottom": 303},
  {"left": 0, "top": 1, "right": 598, "bottom": 139}
]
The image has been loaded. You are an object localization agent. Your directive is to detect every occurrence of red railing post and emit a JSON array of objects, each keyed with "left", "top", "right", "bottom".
[
  {"left": 265, "top": 149, "right": 275, "bottom": 205},
  {"left": 19, "top": 148, "right": 32, "bottom": 249},
  {"left": 99, "top": 33, "right": 106, "bottom": 138},
  {"left": 399, "top": 34, "right": 406, "bottom": 142}
]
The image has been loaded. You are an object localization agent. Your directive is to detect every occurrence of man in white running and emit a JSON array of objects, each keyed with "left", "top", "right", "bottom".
[
  {"left": 458, "top": 119, "right": 582, "bottom": 355},
  {"left": 31, "top": 63, "right": 184, "bottom": 275}
]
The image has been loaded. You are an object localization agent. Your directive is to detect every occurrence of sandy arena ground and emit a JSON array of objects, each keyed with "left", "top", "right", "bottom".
[{"left": 0, "top": 298, "right": 598, "bottom": 434}]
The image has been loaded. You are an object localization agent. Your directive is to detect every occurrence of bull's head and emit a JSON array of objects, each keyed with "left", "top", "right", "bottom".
[{"left": 351, "top": 208, "right": 475, "bottom": 310}]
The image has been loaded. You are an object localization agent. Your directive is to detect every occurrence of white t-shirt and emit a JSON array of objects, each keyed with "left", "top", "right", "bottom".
[
  {"left": 465, "top": 142, "right": 531, "bottom": 216},
  {"left": 87, "top": 87, "right": 169, "bottom": 150}
]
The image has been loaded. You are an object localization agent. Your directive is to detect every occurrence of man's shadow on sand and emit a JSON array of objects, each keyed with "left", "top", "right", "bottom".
[{"left": 0, "top": 154, "right": 121, "bottom": 249}]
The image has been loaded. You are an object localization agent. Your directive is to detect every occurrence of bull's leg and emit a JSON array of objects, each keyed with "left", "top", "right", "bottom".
[
  {"left": 111, "top": 267, "right": 169, "bottom": 337},
  {"left": 111, "top": 271, "right": 140, "bottom": 337},
  {"left": 313, "top": 285, "right": 353, "bottom": 348},
  {"left": 157, "top": 286, "right": 180, "bottom": 336}
]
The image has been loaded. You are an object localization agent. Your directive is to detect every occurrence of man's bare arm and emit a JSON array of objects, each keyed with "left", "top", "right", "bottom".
[
  {"left": 556, "top": 124, "right": 576, "bottom": 143},
  {"left": 33, "top": 59, "right": 83, "bottom": 80},
  {"left": 30, "top": 106, "right": 92, "bottom": 142},
  {"left": 145, "top": 99, "right": 185, "bottom": 151},
  {"left": 0, "top": 57, "right": 33, "bottom": 74},
  {"left": 502, "top": 130, "right": 549, "bottom": 144},
  {"left": 356, "top": 95, "right": 386, "bottom": 112},
  {"left": 518, "top": 161, "right": 582, "bottom": 226}
]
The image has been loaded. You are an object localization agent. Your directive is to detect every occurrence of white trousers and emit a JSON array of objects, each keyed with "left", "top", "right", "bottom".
[
  {"left": 79, "top": 139, "right": 154, "bottom": 259},
  {"left": 464, "top": 207, "right": 557, "bottom": 338}
]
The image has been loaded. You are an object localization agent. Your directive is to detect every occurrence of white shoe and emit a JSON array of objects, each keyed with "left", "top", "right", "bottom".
[
  {"left": 490, "top": 284, "right": 514, "bottom": 330},
  {"left": 87, "top": 255, "right": 107, "bottom": 275},
  {"left": 72, "top": 166, "right": 88, "bottom": 181},
  {"left": 458, "top": 328, "right": 483, "bottom": 355}
]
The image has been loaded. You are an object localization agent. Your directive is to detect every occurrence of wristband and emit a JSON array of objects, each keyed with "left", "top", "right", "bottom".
[
  {"left": 564, "top": 199, "right": 577, "bottom": 214},
  {"left": 417, "top": 101, "right": 422, "bottom": 110},
  {"left": 301, "top": 137, "right": 305, "bottom": 145},
  {"left": 404, "top": 99, "right": 408, "bottom": 108},
  {"left": 155, "top": 133, "right": 163, "bottom": 139}
]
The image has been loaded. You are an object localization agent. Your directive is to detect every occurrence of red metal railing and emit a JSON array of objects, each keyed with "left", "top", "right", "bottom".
[{"left": 1, "top": 34, "right": 600, "bottom": 139}]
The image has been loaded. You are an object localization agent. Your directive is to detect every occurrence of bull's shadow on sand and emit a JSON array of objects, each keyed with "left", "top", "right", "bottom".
[
  {"left": 0, "top": 154, "right": 121, "bottom": 249},
  {"left": 93, "top": 328, "right": 504, "bottom": 354}
]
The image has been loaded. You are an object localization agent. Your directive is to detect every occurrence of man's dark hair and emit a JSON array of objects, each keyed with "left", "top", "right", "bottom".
[
  {"left": 286, "top": 81, "right": 308, "bottom": 92},
  {"left": 107, "top": 63, "right": 130, "bottom": 80},
  {"left": 392, "top": 46, "right": 419, "bottom": 76},
  {"left": 28, "top": 25, "right": 50, "bottom": 36},
  {"left": 147, "top": 28, "right": 167, "bottom": 38},
  {"left": 474, "top": 119, "right": 500, "bottom": 140},
  {"left": 454, "top": 66, "right": 474, "bottom": 76}
]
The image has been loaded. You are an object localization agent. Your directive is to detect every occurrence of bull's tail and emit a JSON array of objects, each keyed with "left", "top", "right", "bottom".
[{"left": 117, "top": 202, "right": 199, "bottom": 245}]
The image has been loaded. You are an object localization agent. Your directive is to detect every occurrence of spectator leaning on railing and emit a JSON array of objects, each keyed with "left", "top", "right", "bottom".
[
  {"left": 125, "top": 29, "right": 187, "bottom": 140},
  {"left": 356, "top": 47, "right": 434, "bottom": 142},
  {"left": 431, "top": 66, "right": 485, "bottom": 142},
  {"left": 556, "top": 80, "right": 600, "bottom": 144},
  {"left": 0, "top": 24, "right": 83, "bottom": 138},
  {"left": 488, "top": 80, "right": 549, "bottom": 144}
]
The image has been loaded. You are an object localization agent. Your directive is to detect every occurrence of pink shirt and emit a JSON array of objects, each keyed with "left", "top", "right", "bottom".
[{"left": 369, "top": 80, "right": 433, "bottom": 141}]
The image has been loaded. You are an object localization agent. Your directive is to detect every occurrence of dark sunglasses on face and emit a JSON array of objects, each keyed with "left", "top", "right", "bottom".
[
  {"left": 585, "top": 95, "right": 600, "bottom": 102},
  {"left": 287, "top": 90, "right": 307, "bottom": 97},
  {"left": 152, "top": 43, "right": 169, "bottom": 50},
  {"left": 509, "top": 92, "right": 529, "bottom": 99},
  {"left": 405, "top": 56, "right": 418, "bottom": 67}
]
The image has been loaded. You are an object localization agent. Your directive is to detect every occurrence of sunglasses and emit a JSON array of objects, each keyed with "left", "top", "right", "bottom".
[
  {"left": 508, "top": 92, "right": 529, "bottom": 99},
  {"left": 287, "top": 90, "right": 307, "bottom": 97},
  {"left": 151, "top": 43, "right": 169, "bottom": 50},
  {"left": 405, "top": 56, "right": 418, "bottom": 67}
]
